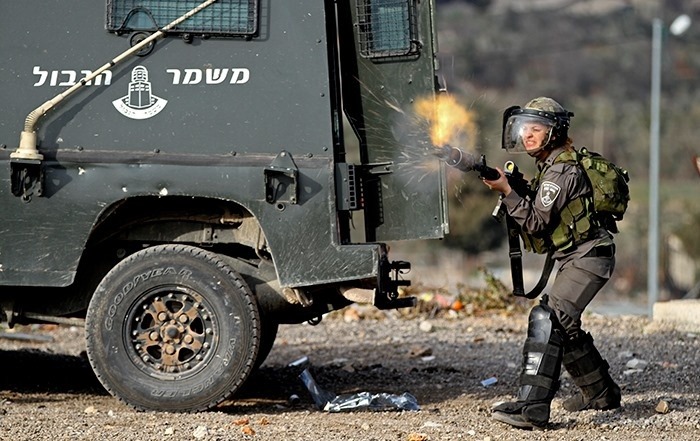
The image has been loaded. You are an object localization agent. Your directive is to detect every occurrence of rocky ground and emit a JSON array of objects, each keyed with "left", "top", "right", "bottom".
[{"left": 1, "top": 306, "right": 698, "bottom": 441}]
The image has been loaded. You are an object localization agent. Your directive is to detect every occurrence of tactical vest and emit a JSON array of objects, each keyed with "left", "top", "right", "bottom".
[{"left": 519, "top": 151, "right": 596, "bottom": 254}]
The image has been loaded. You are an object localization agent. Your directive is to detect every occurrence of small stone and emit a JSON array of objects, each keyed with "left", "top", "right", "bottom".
[
  {"left": 655, "top": 400, "right": 670, "bottom": 414},
  {"left": 626, "top": 358, "right": 648, "bottom": 369},
  {"left": 618, "top": 351, "right": 635, "bottom": 359},
  {"left": 419, "top": 321, "right": 434, "bottom": 333},
  {"left": 193, "top": 426, "right": 208, "bottom": 439},
  {"left": 83, "top": 406, "right": 97, "bottom": 414},
  {"left": 341, "top": 363, "right": 355, "bottom": 373},
  {"left": 164, "top": 427, "right": 174, "bottom": 435},
  {"left": 409, "top": 346, "right": 433, "bottom": 357}
]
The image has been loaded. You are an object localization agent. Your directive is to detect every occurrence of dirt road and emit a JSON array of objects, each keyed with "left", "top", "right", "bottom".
[{"left": 1, "top": 309, "right": 698, "bottom": 440}]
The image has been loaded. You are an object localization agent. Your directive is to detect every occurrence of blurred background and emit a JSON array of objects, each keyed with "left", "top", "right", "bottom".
[{"left": 390, "top": 0, "right": 700, "bottom": 314}]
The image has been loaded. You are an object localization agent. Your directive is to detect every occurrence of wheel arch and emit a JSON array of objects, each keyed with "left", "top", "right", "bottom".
[{"left": 69, "top": 195, "right": 278, "bottom": 316}]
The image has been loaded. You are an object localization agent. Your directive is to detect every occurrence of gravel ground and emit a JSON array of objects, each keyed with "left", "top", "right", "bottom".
[{"left": 1, "top": 308, "right": 698, "bottom": 441}]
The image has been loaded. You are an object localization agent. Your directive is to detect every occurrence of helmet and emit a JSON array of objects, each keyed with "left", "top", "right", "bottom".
[{"left": 501, "top": 97, "right": 574, "bottom": 154}]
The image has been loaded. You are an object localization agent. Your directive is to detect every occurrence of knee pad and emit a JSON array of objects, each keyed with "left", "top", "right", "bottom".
[{"left": 526, "top": 303, "right": 565, "bottom": 345}]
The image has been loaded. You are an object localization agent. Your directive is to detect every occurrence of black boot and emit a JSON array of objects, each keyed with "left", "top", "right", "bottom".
[
  {"left": 562, "top": 332, "right": 621, "bottom": 412},
  {"left": 492, "top": 304, "right": 564, "bottom": 429}
]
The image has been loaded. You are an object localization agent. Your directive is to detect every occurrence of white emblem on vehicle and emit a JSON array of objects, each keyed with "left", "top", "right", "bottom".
[
  {"left": 112, "top": 66, "right": 167, "bottom": 120},
  {"left": 540, "top": 181, "right": 561, "bottom": 208}
]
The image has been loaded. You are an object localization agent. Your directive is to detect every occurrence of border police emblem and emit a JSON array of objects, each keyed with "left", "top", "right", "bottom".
[{"left": 540, "top": 181, "right": 561, "bottom": 207}]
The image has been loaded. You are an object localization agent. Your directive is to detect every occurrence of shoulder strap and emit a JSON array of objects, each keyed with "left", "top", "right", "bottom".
[
  {"left": 553, "top": 148, "right": 579, "bottom": 164},
  {"left": 506, "top": 214, "right": 556, "bottom": 300}
]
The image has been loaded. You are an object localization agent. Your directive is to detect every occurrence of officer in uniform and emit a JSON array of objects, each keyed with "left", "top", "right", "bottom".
[{"left": 482, "top": 97, "right": 621, "bottom": 429}]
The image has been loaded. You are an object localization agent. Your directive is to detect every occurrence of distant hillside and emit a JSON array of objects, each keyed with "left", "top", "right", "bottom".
[{"left": 435, "top": 0, "right": 700, "bottom": 180}]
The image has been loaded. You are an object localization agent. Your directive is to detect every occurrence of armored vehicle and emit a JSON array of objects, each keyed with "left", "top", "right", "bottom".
[{"left": 0, "top": 0, "right": 447, "bottom": 411}]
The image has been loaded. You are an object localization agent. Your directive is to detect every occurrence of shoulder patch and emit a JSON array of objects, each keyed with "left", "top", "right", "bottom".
[{"left": 539, "top": 181, "right": 561, "bottom": 207}]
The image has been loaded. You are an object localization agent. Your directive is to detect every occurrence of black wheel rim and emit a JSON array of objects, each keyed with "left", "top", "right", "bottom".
[{"left": 125, "top": 285, "right": 218, "bottom": 380}]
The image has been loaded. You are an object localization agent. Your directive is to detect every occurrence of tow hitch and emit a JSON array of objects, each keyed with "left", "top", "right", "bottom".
[{"left": 375, "top": 247, "right": 414, "bottom": 310}]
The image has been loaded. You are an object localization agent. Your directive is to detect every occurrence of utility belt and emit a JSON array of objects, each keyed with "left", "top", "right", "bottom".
[{"left": 583, "top": 244, "right": 614, "bottom": 258}]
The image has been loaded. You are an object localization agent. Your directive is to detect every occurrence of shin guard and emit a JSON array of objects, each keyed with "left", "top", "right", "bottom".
[
  {"left": 493, "top": 303, "right": 565, "bottom": 428},
  {"left": 562, "top": 332, "right": 621, "bottom": 412}
]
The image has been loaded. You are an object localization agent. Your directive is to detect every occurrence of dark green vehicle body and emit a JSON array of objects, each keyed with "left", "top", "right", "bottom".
[{"left": 0, "top": 0, "right": 446, "bottom": 411}]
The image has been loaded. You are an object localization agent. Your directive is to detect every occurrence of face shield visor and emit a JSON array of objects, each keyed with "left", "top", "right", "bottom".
[{"left": 501, "top": 108, "right": 558, "bottom": 154}]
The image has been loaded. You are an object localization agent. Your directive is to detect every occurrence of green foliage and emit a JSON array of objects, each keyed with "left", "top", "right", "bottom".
[
  {"left": 454, "top": 266, "right": 529, "bottom": 314},
  {"left": 400, "top": 267, "right": 530, "bottom": 318}
]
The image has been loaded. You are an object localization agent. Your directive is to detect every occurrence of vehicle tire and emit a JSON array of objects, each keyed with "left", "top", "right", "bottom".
[
  {"left": 85, "top": 244, "right": 260, "bottom": 412},
  {"left": 254, "top": 320, "right": 279, "bottom": 369}
]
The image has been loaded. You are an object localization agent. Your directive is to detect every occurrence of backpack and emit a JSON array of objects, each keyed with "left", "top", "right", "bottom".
[{"left": 557, "top": 147, "right": 630, "bottom": 232}]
